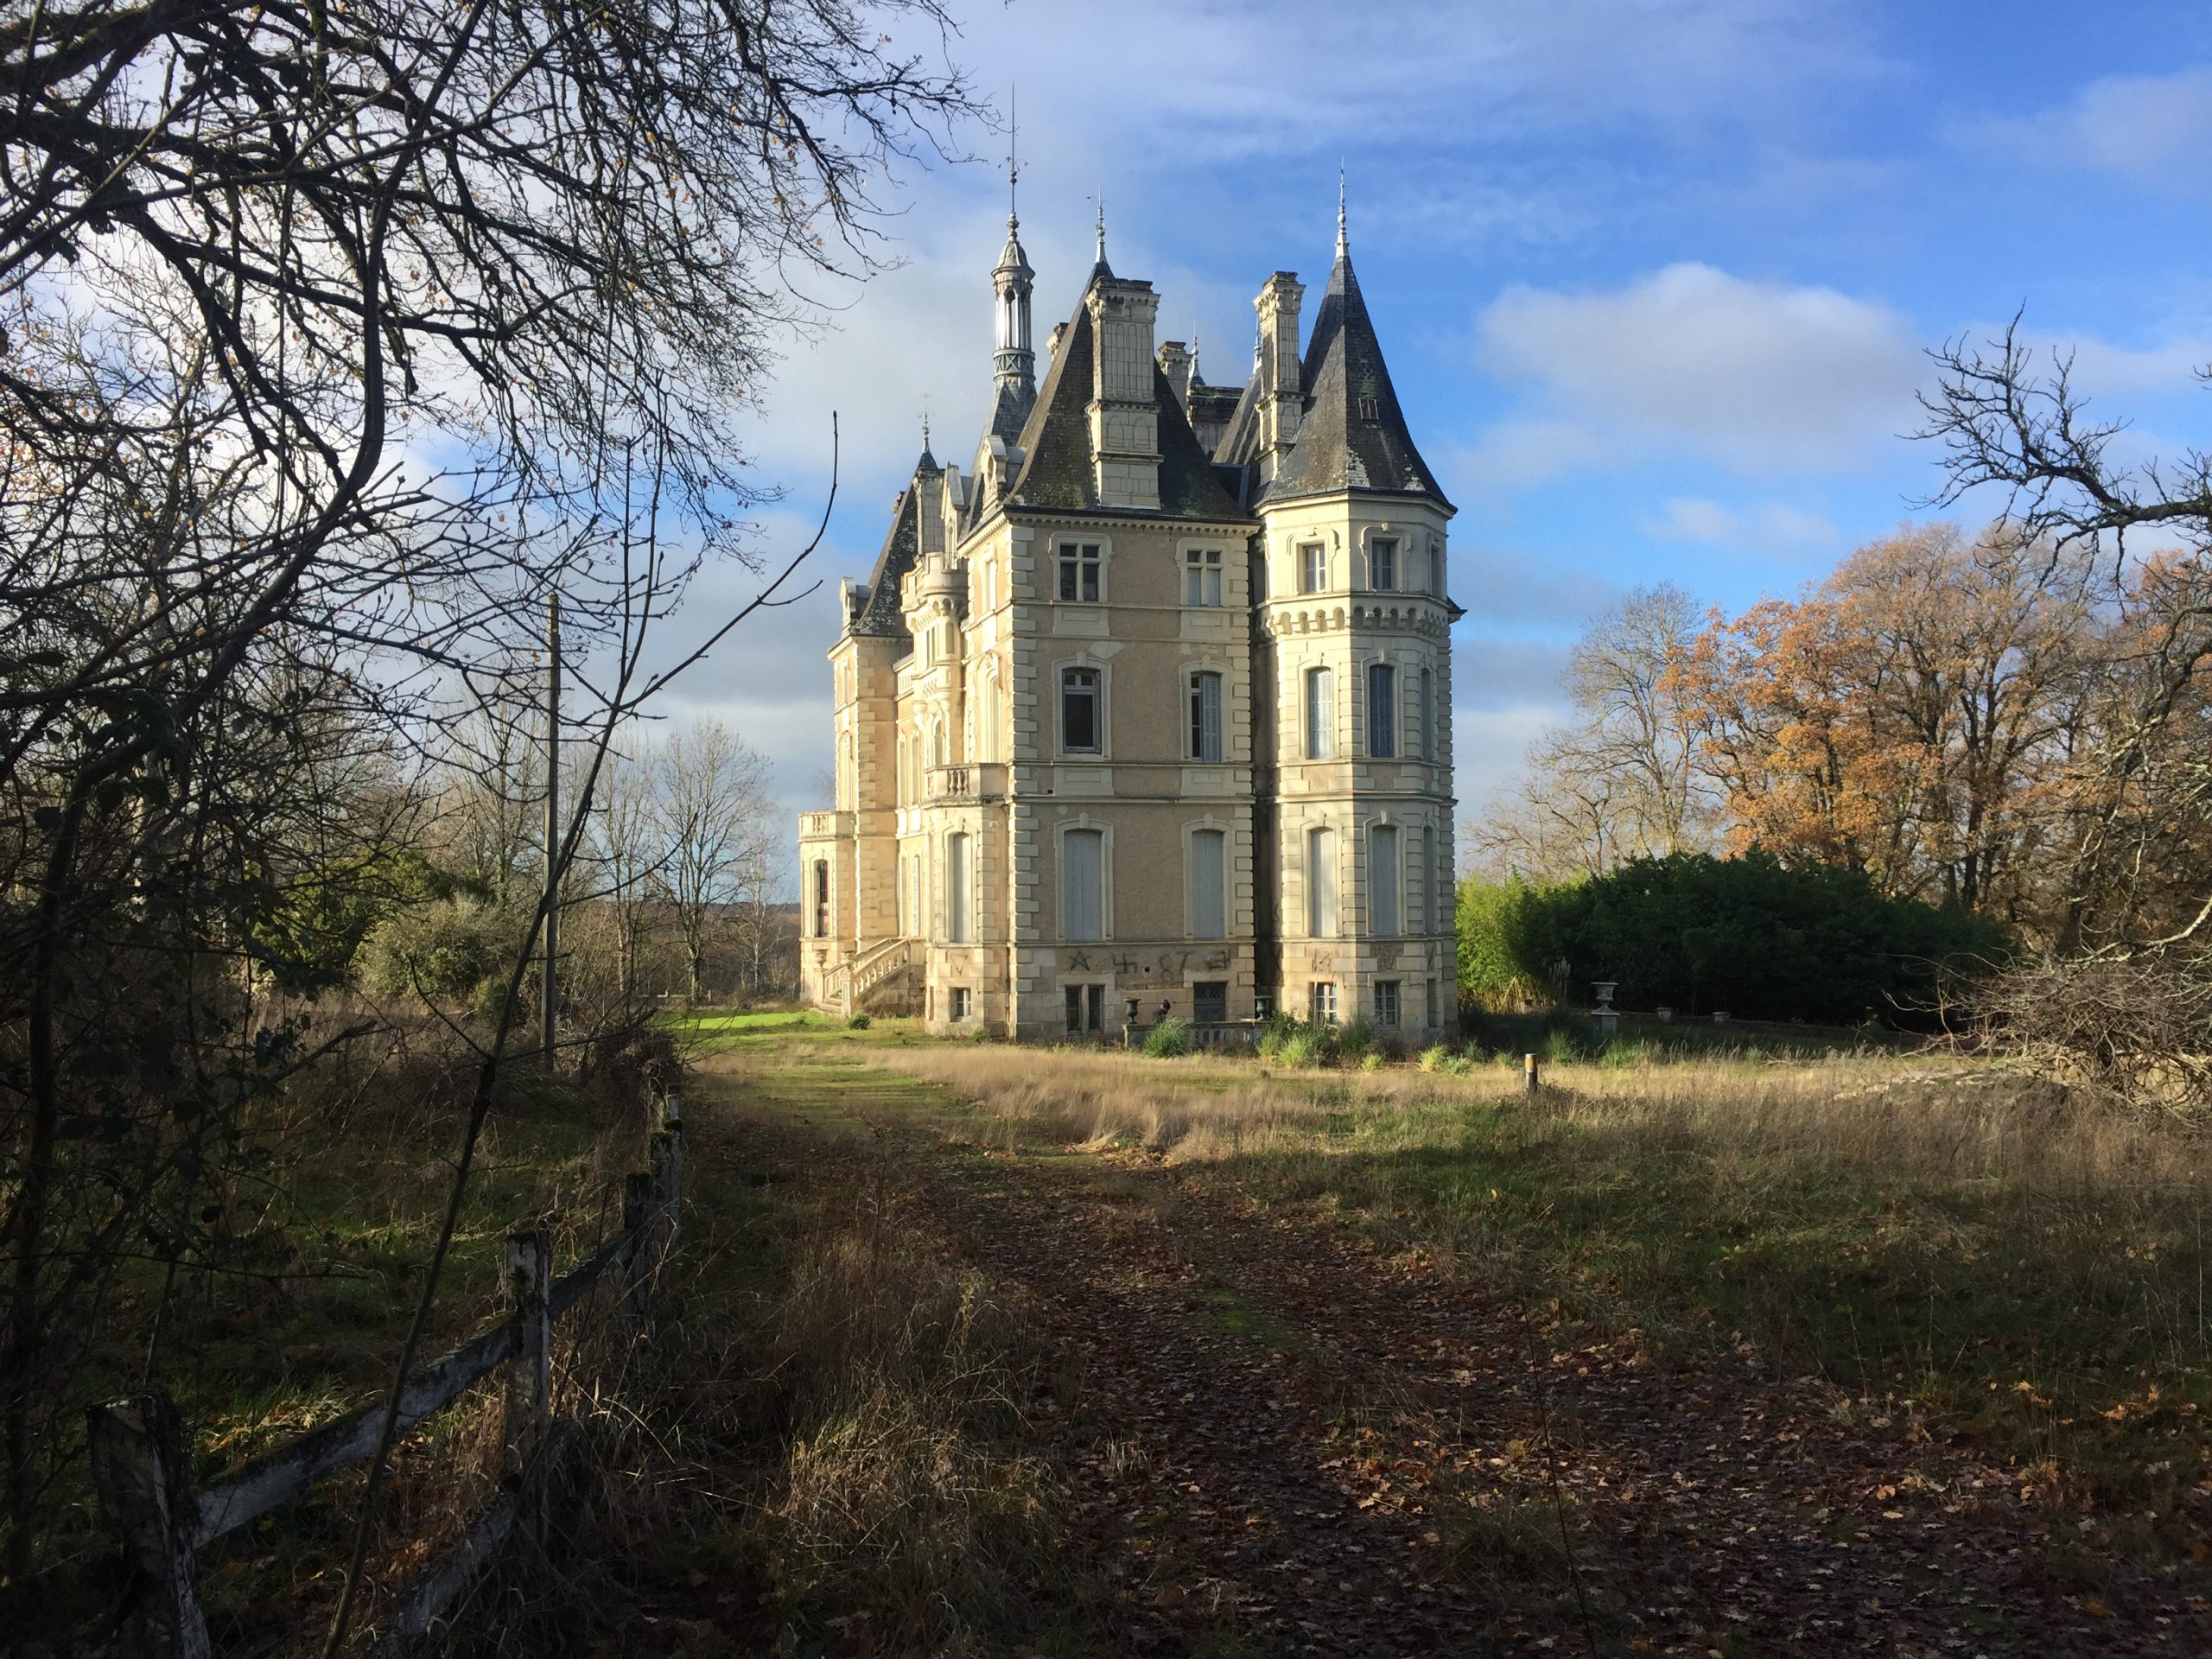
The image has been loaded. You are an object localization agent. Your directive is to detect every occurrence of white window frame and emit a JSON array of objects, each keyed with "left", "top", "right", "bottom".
[
  {"left": 1369, "top": 536, "right": 1398, "bottom": 592},
  {"left": 1375, "top": 979, "right": 1401, "bottom": 1027},
  {"left": 1183, "top": 545, "right": 1224, "bottom": 607},
  {"left": 1310, "top": 981, "right": 1338, "bottom": 1025},
  {"left": 1059, "top": 663, "right": 1105, "bottom": 756},
  {"left": 1299, "top": 542, "right": 1327, "bottom": 594},
  {"left": 1056, "top": 538, "right": 1105, "bottom": 603}
]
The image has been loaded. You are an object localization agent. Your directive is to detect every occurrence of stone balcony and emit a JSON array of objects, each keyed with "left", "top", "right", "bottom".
[
  {"left": 797, "top": 810, "right": 853, "bottom": 841},
  {"left": 924, "top": 763, "right": 1008, "bottom": 804}
]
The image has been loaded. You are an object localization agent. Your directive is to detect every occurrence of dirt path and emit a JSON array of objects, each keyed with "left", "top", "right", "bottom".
[{"left": 899, "top": 1132, "right": 2212, "bottom": 1657}]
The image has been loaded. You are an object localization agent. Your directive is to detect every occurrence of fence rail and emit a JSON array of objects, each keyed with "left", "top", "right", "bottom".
[{"left": 87, "top": 1096, "right": 687, "bottom": 1657}]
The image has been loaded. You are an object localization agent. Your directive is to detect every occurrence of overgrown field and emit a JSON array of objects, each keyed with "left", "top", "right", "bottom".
[{"left": 853, "top": 1028, "right": 2212, "bottom": 1530}]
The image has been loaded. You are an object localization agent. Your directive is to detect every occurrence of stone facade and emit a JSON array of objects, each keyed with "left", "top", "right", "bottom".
[{"left": 798, "top": 200, "right": 1459, "bottom": 1040}]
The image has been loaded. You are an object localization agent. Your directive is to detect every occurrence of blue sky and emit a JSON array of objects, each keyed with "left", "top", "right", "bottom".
[{"left": 648, "top": 0, "right": 2212, "bottom": 846}]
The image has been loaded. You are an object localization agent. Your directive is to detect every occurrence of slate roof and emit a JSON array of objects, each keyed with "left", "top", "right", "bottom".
[
  {"left": 1005, "top": 276, "right": 1249, "bottom": 523},
  {"left": 1261, "top": 246, "right": 1450, "bottom": 509},
  {"left": 852, "top": 486, "right": 919, "bottom": 638}
]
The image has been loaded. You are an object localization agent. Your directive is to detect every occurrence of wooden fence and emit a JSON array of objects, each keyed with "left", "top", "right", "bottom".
[{"left": 86, "top": 1096, "right": 687, "bottom": 1658}]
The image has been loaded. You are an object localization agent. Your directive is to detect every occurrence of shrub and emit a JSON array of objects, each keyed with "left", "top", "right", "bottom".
[
  {"left": 1541, "top": 1027, "right": 1584, "bottom": 1065},
  {"left": 1440, "top": 1054, "right": 1473, "bottom": 1077},
  {"left": 1459, "top": 853, "right": 2012, "bottom": 1029},
  {"left": 359, "top": 895, "right": 526, "bottom": 1012},
  {"left": 1255, "top": 1027, "right": 1286, "bottom": 1061},
  {"left": 847, "top": 1013, "right": 871, "bottom": 1030},
  {"left": 1277, "top": 1030, "right": 1324, "bottom": 1068},
  {"left": 1338, "top": 1013, "right": 1376, "bottom": 1059},
  {"left": 1417, "top": 1044, "right": 1450, "bottom": 1073},
  {"left": 1142, "top": 1016, "right": 1193, "bottom": 1059},
  {"left": 1359, "top": 1052, "right": 1382, "bottom": 1072}
]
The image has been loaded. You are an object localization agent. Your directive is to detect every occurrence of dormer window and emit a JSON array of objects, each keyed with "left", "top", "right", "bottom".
[
  {"left": 1058, "top": 541, "right": 1102, "bottom": 602},
  {"left": 1357, "top": 395, "right": 1380, "bottom": 423}
]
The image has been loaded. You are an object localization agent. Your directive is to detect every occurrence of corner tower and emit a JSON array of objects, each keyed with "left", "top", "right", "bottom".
[{"left": 1236, "top": 193, "right": 1459, "bottom": 1034}]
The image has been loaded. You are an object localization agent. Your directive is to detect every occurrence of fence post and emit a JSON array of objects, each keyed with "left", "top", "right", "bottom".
[
  {"left": 622, "top": 1170, "right": 654, "bottom": 1326},
  {"left": 503, "top": 1228, "right": 552, "bottom": 1540},
  {"left": 86, "top": 1392, "right": 211, "bottom": 1659},
  {"left": 1523, "top": 1052, "right": 1540, "bottom": 1094}
]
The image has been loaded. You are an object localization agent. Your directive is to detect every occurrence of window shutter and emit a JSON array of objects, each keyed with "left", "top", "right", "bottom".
[
  {"left": 1192, "top": 830, "right": 1225, "bottom": 939},
  {"left": 1370, "top": 825, "right": 1399, "bottom": 935},
  {"left": 1063, "top": 830, "right": 1103, "bottom": 941}
]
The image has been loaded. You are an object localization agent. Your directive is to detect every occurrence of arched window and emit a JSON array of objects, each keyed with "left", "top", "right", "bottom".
[
  {"left": 1307, "top": 826, "right": 1337, "bottom": 938},
  {"left": 1061, "top": 667, "right": 1102, "bottom": 754},
  {"left": 1190, "top": 830, "right": 1226, "bottom": 939},
  {"left": 1303, "top": 666, "right": 1333, "bottom": 760},
  {"left": 1369, "top": 824, "right": 1400, "bottom": 935},
  {"left": 946, "top": 833, "right": 970, "bottom": 944},
  {"left": 1367, "top": 663, "right": 1396, "bottom": 758},
  {"left": 1188, "top": 671, "right": 1223, "bottom": 762},
  {"left": 1062, "top": 829, "right": 1105, "bottom": 941}
]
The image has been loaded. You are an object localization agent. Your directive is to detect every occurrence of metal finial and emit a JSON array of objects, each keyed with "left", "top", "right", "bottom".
[
  {"left": 1337, "top": 163, "right": 1347, "bottom": 256},
  {"left": 1094, "top": 193, "right": 1106, "bottom": 262},
  {"left": 1007, "top": 86, "right": 1019, "bottom": 228}
]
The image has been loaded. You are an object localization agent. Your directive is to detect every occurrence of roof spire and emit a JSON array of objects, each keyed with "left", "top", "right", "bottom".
[
  {"left": 1337, "top": 162, "right": 1348, "bottom": 257},
  {"left": 1007, "top": 86, "right": 1019, "bottom": 229},
  {"left": 1094, "top": 193, "right": 1107, "bottom": 264}
]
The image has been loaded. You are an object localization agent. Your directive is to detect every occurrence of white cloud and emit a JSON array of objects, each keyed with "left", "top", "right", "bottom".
[
  {"left": 1452, "top": 703, "right": 1566, "bottom": 826},
  {"left": 1968, "top": 67, "right": 2212, "bottom": 191},
  {"left": 1476, "top": 263, "right": 1921, "bottom": 476},
  {"left": 1644, "top": 496, "right": 1841, "bottom": 554}
]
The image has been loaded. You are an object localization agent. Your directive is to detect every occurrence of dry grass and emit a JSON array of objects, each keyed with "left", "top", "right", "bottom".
[{"left": 862, "top": 1039, "right": 2212, "bottom": 1518}]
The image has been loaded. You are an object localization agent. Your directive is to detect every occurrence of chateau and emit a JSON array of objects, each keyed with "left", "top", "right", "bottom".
[{"left": 797, "top": 192, "right": 1459, "bottom": 1039}]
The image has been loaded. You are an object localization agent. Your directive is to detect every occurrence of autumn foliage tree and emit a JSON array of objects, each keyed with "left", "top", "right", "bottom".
[{"left": 1677, "top": 524, "right": 2097, "bottom": 935}]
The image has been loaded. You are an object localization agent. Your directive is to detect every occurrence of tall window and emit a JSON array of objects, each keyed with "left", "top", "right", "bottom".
[
  {"left": 1304, "top": 666, "right": 1334, "bottom": 760},
  {"left": 1370, "top": 537, "right": 1397, "bottom": 591},
  {"left": 1300, "top": 543, "right": 1326, "bottom": 594},
  {"left": 946, "top": 833, "right": 969, "bottom": 944},
  {"left": 1419, "top": 666, "right": 1434, "bottom": 761},
  {"left": 1307, "top": 826, "right": 1337, "bottom": 938},
  {"left": 811, "top": 860, "right": 830, "bottom": 938},
  {"left": 1189, "top": 671, "right": 1223, "bottom": 762},
  {"left": 1184, "top": 547, "right": 1224, "bottom": 606},
  {"left": 1057, "top": 540, "right": 1102, "bottom": 601},
  {"left": 1375, "top": 981, "right": 1401, "bottom": 1027},
  {"left": 1423, "top": 825, "right": 1438, "bottom": 932},
  {"left": 1428, "top": 541, "right": 1443, "bottom": 596},
  {"left": 1367, "top": 662, "right": 1396, "bottom": 758},
  {"left": 1062, "top": 829, "right": 1105, "bottom": 941},
  {"left": 1065, "top": 983, "right": 1104, "bottom": 1033},
  {"left": 1370, "top": 824, "right": 1400, "bottom": 935},
  {"left": 1061, "top": 667, "right": 1101, "bottom": 753},
  {"left": 1191, "top": 830, "right": 1226, "bottom": 939},
  {"left": 1309, "top": 982, "right": 1338, "bottom": 1025}
]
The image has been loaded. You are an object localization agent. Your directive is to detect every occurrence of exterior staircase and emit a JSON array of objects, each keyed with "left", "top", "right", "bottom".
[{"left": 842, "top": 936, "right": 919, "bottom": 1017}]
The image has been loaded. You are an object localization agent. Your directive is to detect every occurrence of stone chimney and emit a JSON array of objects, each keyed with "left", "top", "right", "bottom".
[
  {"left": 1255, "top": 271, "right": 1305, "bottom": 471},
  {"left": 1086, "top": 276, "right": 1161, "bottom": 510},
  {"left": 1158, "top": 340, "right": 1193, "bottom": 408}
]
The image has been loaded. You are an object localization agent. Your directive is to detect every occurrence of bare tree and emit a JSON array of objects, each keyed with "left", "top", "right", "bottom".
[
  {"left": 1919, "top": 319, "right": 2212, "bottom": 952},
  {"left": 0, "top": 0, "right": 976, "bottom": 1593},
  {"left": 1468, "top": 584, "right": 1713, "bottom": 880},
  {"left": 653, "top": 719, "right": 777, "bottom": 1001}
]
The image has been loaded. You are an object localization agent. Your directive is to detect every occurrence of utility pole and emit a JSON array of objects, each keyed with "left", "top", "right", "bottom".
[{"left": 543, "top": 589, "right": 561, "bottom": 1070}]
